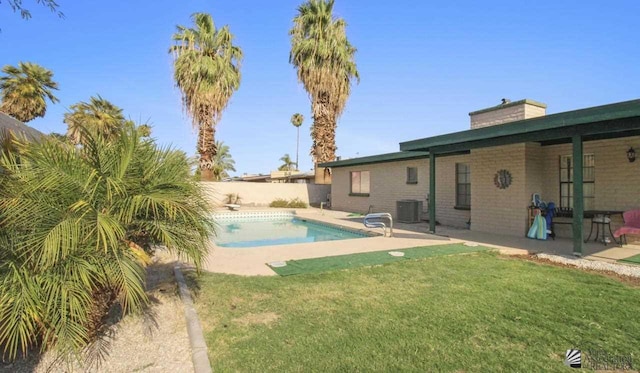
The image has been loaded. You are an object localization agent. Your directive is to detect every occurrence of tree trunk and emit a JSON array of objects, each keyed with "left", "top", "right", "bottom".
[
  {"left": 197, "top": 113, "right": 217, "bottom": 181},
  {"left": 310, "top": 93, "right": 336, "bottom": 165},
  {"left": 311, "top": 93, "right": 336, "bottom": 185}
]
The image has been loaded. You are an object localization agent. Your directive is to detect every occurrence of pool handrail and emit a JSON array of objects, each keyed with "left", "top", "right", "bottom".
[{"left": 364, "top": 212, "right": 393, "bottom": 237}]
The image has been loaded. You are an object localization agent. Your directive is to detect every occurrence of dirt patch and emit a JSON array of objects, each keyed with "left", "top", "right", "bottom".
[
  {"left": 503, "top": 254, "right": 640, "bottom": 287},
  {"left": 1, "top": 257, "right": 193, "bottom": 373},
  {"left": 233, "top": 312, "right": 280, "bottom": 326}
]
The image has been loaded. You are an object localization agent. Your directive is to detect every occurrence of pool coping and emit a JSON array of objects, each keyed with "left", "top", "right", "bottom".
[
  {"left": 204, "top": 208, "right": 463, "bottom": 276},
  {"left": 213, "top": 211, "right": 381, "bottom": 248}
]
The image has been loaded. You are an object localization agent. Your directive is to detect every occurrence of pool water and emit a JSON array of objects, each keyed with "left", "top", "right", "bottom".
[{"left": 214, "top": 217, "right": 369, "bottom": 248}]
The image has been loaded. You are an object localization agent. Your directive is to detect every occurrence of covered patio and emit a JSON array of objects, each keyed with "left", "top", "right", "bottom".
[{"left": 399, "top": 99, "right": 640, "bottom": 256}]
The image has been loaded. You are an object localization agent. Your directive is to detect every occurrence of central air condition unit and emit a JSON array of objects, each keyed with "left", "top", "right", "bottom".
[{"left": 396, "top": 199, "right": 423, "bottom": 223}]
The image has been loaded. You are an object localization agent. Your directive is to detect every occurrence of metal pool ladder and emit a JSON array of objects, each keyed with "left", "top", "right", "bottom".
[{"left": 364, "top": 213, "right": 393, "bottom": 237}]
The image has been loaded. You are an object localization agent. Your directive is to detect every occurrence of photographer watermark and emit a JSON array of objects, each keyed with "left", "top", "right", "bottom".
[{"left": 565, "top": 349, "right": 634, "bottom": 370}]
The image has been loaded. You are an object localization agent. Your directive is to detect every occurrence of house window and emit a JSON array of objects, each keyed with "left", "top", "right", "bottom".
[
  {"left": 350, "top": 171, "right": 370, "bottom": 196},
  {"left": 406, "top": 167, "right": 418, "bottom": 184},
  {"left": 559, "top": 154, "right": 594, "bottom": 210},
  {"left": 455, "top": 163, "right": 471, "bottom": 209}
]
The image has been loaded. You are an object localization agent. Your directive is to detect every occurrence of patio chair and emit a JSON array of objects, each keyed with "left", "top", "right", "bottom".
[{"left": 613, "top": 209, "right": 640, "bottom": 246}]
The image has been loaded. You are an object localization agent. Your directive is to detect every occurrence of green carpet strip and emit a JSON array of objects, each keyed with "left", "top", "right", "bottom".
[
  {"left": 619, "top": 253, "right": 640, "bottom": 265},
  {"left": 268, "top": 244, "right": 489, "bottom": 276}
]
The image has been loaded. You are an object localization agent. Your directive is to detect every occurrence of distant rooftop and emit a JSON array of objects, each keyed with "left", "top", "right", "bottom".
[{"left": 0, "top": 112, "right": 44, "bottom": 140}]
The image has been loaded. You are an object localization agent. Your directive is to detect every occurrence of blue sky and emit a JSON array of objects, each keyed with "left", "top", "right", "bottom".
[{"left": 2, "top": 1, "right": 639, "bottom": 175}]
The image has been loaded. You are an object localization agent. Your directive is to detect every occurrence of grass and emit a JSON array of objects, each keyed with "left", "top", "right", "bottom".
[
  {"left": 268, "top": 244, "right": 488, "bottom": 276},
  {"left": 191, "top": 252, "right": 640, "bottom": 372},
  {"left": 619, "top": 253, "right": 640, "bottom": 264}
]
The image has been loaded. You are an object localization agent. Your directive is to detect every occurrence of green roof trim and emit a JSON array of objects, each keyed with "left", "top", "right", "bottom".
[
  {"left": 319, "top": 151, "right": 429, "bottom": 168},
  {"left": 468, "top": 99, "right": 547, "bottom": 116},
  {"left": 401, "top": 99, "right": 640, "bottom": 153}
]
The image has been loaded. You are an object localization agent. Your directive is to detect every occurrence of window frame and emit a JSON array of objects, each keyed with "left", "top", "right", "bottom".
[
  {"left": 455, "top": 163, "right": 471, "bottom": 210},
  {"left": 406, "top": 167, "right": 418, "bottom": 184},
  {"left": 349, "top": 170, "right": 370, "bottom": 197},
  {"left": 559, "top": 154, "right": 595, "bottom": 210}
]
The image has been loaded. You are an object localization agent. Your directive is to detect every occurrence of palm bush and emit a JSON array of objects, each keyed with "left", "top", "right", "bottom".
[{"left": 0, "top": 123, "right": 214, "bottom": 361}]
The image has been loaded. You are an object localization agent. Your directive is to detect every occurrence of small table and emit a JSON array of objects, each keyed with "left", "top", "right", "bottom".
[{"left": 584, "top": 210, "right": 623, "bottom": 245}]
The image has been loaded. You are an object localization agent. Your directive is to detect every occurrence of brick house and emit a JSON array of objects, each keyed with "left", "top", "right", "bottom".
[{"left": 319, "top": 99, "right": 640, "bottom": 255}]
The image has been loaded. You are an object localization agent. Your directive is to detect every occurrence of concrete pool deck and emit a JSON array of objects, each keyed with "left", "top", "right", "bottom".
[
  {"left": 203, "top": 207, "right": 640, "bottom": 276},
  {"left": 205, "top": 208, "right": 487, "bottom": 276}
]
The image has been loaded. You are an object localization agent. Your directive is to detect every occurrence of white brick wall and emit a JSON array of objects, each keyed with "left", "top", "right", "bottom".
[
  {"left": 330, "top": 136, "right": 640, "bottom": 238},
  {"left": 470, "top": 101, "right": 546, "bottom": 129},
  {"left": 470, "top": 144, "right": 529, "bottom": 235},
  {"left": 331, "top": 156, "right": 471, "bottom": 227}
]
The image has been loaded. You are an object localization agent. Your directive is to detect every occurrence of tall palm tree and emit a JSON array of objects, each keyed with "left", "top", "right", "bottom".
[
  {"left": 0, "top": 62, "right": 59, "bottom": 122},
  {"left": 279, "top": 153, "right": 297, "bottom": 171},
  {"left": 289, "top": 0, "right": 358, "bottom": 169},
  {"left": 0, "top": 123, "right": 214, "bottom": 362},
  {"left": 170, "top": 13, "right": 243, "bottom": 181},
  {"left": 63, "top": 95, "right": 126, "bottom": 145},
  {"left": 212, "top": 140, "right": 236, "bottom": 180},
  {"left": 290, "top": 113, "right": 304, "bottom": 171}
]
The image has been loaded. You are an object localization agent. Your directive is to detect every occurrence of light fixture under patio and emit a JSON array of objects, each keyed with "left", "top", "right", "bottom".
[{"left": 627, "top": 147, "right": 636, "bottom": 163}]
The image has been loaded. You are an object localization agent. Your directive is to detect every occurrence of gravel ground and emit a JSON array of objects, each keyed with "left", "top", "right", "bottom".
[
  {"left": 536, "top": 253, "right": 640, "bottom": 278},
  {"left": 1, "top": 259, "right": 194, "bottom": 373}
]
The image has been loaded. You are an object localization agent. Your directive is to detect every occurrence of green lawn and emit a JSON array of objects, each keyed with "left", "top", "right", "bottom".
[{"left": 191, "top": 251, "right": 639, "bottom": 372}]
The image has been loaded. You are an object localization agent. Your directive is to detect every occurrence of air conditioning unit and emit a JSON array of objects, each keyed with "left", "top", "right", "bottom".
[{"left": 396, "top": 199, "right": 423, "bottom": 223}]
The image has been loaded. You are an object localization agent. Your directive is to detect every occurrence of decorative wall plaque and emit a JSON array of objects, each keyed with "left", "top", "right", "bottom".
[{"left": 494, "top": 169, "right": 512, "bottom": 189}]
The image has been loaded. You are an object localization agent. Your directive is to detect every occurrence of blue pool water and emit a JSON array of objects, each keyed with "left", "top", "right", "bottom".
[{"left": 214, "top": 218, "right": 369, "bottom": 248}]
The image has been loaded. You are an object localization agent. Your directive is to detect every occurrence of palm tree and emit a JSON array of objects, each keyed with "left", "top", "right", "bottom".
[
  {"left": 170, "top": 13, "right": 243, "bottom": 181},
  {"left": 5, "top": 0, "right": 63, "bottom": 20},
  {"left": 0, "top": 123, "right": 214, "bottom": 362},
  {"left": 0, "top": 62, "right": 59, "bottom": 122},
  {"left": 212, "top": 140, "right": 236, "bottom": 180},
  {"left": 279, "top": 153, "right": 297, "bottom": 171},
  {"left": 64, "top": 95, "right": 127, "bottom": 145},
  {"left": 290, "top": 113, "right": 304, "bottom": 171},
  {"left": 289, "top": 0, "right": 359, "bottom": 169}
]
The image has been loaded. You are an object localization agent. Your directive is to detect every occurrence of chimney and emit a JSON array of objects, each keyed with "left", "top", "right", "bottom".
[{"left": 469, "top": 99, "right": 546, "bottom": 129}]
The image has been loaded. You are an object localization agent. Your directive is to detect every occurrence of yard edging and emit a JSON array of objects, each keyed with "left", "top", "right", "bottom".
[{"left": 174, "top": 265, "right": 212, "bottom": 373}]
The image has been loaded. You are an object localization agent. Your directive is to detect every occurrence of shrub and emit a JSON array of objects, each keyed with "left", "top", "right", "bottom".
[
  {"left": 287, "top": 198, "right": 308, "bottom": 208},
  {"left": 269, "top": 198, "right": 307, "bottom": 208},
  {"left": 269, "top": 198, "right": 290, "bottom": 208},
  {"left": 225, "top": 192, "right": 241, "bottom": 204},
  {"left": 0, "top": 124, "right": 215, "bottom": 362}
]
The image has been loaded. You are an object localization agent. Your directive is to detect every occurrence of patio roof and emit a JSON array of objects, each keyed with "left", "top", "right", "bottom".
[
  {"left": 400, "top": 99, "right": 640, "bottom": 154},
  {"left": 319, "top": 151, "right": 430, "bottom": 168}
]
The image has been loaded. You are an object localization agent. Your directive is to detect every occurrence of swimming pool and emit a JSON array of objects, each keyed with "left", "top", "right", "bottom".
[{"left": 214, "top": 212, "right": 372, "bottom": 248}]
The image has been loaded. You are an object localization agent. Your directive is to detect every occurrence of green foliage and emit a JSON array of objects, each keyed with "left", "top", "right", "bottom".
[
  {"left": 290, "top": 113, "right": 304, "bottom": 128},
  {"left": 212, "top": 141, "right": 235, "bottom": 181},
  {"left": 63, "top": 95, "right": 127, "bottom": 145},
  {"left": 4, "top": 0, "right": 63, "bottom": 20},
  {"left": 170, "top": 13, "right": 243, "bottom": 180},
  {"left": 0, "top": 62, "right": 59, "bottom": 122},
  {"left": 289, "top": 0, "right": 358, "bottom": 164},
  {"left": 225, "top": 193, "right": 241, "bottom": 204},
  {"left": 0, "top": 123, "right": 214, "bottom": 361},
  {"left": 269, "top": 198, "right": 289, "bottom": 208},
  {"left": 278, "top": 153, "right": 297, "bottom": 171},
  {"left": 269, "top": 198, "right": 307, "bottom": 208}
]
